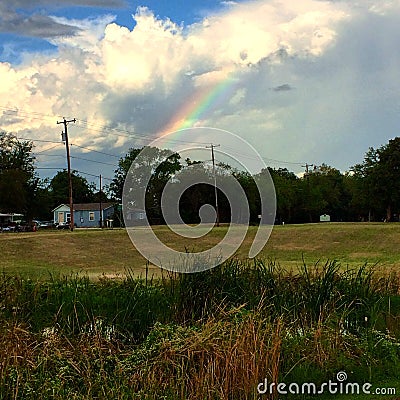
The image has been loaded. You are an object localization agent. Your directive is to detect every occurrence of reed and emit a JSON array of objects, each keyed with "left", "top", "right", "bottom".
[{"left": 0, "top": 260, "right": 399, "bottom": 399}]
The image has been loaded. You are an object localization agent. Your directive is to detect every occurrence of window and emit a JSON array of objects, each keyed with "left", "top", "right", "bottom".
[
  {"left": 89, "top": 212, "right": 95, "bottom": 221},
  {"left": 66, "top": 213, "right": 71, "bottom": 222}
]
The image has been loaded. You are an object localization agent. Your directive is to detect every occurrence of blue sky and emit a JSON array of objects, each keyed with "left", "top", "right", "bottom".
[
  {"left": 0, "top": 0, "right": 399, "bottom": 185},
  {"left": 0, "top": 0, "right": 240, "bottom": 64}
]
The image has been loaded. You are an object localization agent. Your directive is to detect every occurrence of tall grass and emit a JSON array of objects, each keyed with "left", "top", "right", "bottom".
[{"left": 0, "top": 260, "right": 399, "bottom": 399}]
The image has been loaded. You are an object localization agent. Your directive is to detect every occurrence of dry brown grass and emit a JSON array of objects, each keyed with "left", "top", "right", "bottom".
[
  {"left": 128, "top": 308, "right": 283, "bottom": 400},
  {"left": 0, "top": 222, "right": 399, "bottom": 279}
]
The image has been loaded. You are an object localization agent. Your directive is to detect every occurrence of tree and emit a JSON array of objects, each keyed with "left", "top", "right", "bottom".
[
  {"left": 299, "top": 164, "right": 348, "bottom": 222},
  {"left": 110, "top": 148, "right": 142, "bottom": 202},
  {"left": 49, "top": 170, "right": 96, "bottom": 208},
  {"left": 234, "top": 170, "right": 260, "bottom": 223},
  {"left": 112, "top": 146, "right": 181, "bottom": 223},
  {"left": 267, "top": 168, "right": 299, "bottom": 223},
  {"left": 352, "top": 137, "right": 400, "bottom": 221},
  {"left": 0, "top": 132, "right": 38, "bottom": 218}
]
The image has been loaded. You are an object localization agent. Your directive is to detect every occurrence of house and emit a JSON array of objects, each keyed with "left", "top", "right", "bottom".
[
  {"left": 125, "top": 207, "right": 146, "bottom": 225},
  {"left": 53, "top": 203, "right": 115, "bottom": 228}
]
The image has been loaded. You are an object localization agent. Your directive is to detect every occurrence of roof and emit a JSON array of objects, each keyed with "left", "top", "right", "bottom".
[
  {"left": 73, "top": 203, "right": 115, "bottom": 211},
  {"left": 53, "top": 203, "right": 115, "bottom": 212},
  {"left": 52, "top": 204, "right": 69, "bottom": 212}
]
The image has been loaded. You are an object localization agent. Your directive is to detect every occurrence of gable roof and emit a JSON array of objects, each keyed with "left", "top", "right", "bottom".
[
  {"left": 73, "top": 203, "right": 115, "bottom": 211},
  {"left": 52, "top": 204, "right": 69, "bottom": 212},
  {"left": 52, "top": 203, "right": 115, "bottom": 212}
]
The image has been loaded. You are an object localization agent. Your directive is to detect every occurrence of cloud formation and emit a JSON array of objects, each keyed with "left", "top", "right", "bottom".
[
  {"left": 273, "top": 84, "right": 293, "bottom": 92},
  {"left": 0, "top": 0, "right": 399, "bottom": 178},
  {"left": 0, "top": 0, "right": 123, "bottom": 38}
]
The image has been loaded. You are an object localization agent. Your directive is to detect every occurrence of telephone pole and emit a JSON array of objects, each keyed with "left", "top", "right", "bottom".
[
  {"left": 302, "top": 163, "right": 314, "bottom": 175},
  {"left": 206, "top": 144, "right": 220, "bottom": 227},
  {"left": 99, "top": 174, "right": 103, "bottom": 229},
  {"left": 302, "top": 162, "right": 314, "bottom": 223},
  {"left": 57, "top": 117, "right": 76, "bottom": 231}
]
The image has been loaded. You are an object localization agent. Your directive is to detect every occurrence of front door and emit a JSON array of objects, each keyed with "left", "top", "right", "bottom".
[{"left": 58, "top": 212, "right": 65, "bottom": 223}]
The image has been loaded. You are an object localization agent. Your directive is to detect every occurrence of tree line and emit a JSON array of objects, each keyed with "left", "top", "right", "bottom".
[{"left": 1, "top": 131, "right": 399, "bottom": 224}]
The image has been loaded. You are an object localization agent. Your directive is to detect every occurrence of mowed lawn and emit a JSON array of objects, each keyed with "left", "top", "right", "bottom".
[{"left": 0, "top": 222, "right": 399, "bottom": 279}]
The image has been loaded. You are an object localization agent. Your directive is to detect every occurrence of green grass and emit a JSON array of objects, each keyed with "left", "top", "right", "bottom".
[
  {"left": 2, "top": 224, "right": 400, "bottom": 398},
  {"left": 0, "top": 223, "right": 399, "bottom": 279},
  {"left": 0, "top": 260, "right": 400, "bottom": 399}
]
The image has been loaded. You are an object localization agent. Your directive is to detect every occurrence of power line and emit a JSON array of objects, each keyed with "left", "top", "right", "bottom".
[
  {"left": 74, "top": 169, "right": 113, "bottom": 181},
  {"left": 70, "top": 143, "right": 121, "bottom": 158},
  {"left": 17, "top": 137, "right": 63, "bottom": 144},
  {"left": 0, "top": 105, "right": 62, "bottom": 121},
  {"left": 76, "top": 119, "right": 212, "bottom": 146},
  {"left": 23, "top": 134, "right": 307, "bottom": 170},
  {"left": 35, "top": 167, "right": 113, "bottom": 183},
  {"left": 70, "top": 155, "right": 118, "bottom": 167},
  {"left": 33, "top": 143, "right": 64, "bottom": 154},
  {"left": 4, "top": 106, "right": 308, "bottom": 167},
  {"left": 1, "top": 104, "right": 211, "bottom": 146},
  {"left": 36, "top": 167, "right": 65, "bottom": 170},
  {"left": 34, "top": 154, "right": 64, "bottom": 158},
  {"left": 222, "top": 145, "right": 304, "bottom": 166}
]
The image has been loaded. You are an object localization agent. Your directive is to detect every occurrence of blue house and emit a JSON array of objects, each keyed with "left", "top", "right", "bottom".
[
  {"left": 125, "top": 207, "right": 147, "bottom": 225},
  {"left": 53, "top": 203, "right": 115, "bottom": 228}
]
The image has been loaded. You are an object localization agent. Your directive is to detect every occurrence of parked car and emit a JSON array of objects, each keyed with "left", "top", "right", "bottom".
[
  {"left": 40, "top": 221, "right": 55, "bottom": 229},
  {"left": 32, "top": 220, "right": 54, "bottom": 229},
  {"left": 1, "top": 222, "right": 32, "bottom": 232},
  {"left": 1, "top": 225, "right": 13, "bottom": 232},
  {"left": 56, "top": 222, "right": 70, "bottom": 230}
]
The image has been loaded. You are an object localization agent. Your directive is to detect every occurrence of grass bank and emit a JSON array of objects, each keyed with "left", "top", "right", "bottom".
[
  {"left": 0, "top": 223, "right": 399, "bottom": 279},
  {"left": 0, "top": 259, "right": 400, "bottom": 399}
]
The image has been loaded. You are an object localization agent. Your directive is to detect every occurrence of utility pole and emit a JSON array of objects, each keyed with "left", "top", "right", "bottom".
[
  {"left": 206, "top": 144, "right": 220, "bottom": 227},
  {"left": 57, "top": 117, "right": 76, "bottom": 231},
  {"left": 302, "top": 163, "right": 314, "bottom": 175},
  {"left": 99, "top": 174, "right": 103, "bottom": 229},
  {"left": 302, "top": 163, "right": 314, "bottom": 223}
]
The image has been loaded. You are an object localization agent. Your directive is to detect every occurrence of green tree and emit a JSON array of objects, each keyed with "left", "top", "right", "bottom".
[
  {"left": 113, "top": 146, "right": 181, "bottom": 223},
  {"left": 299, "top": 164, "right": 348, "bottom": 222},
  {"left": 352, "top": 137, "right": 400, "bottom": 221},
  {"left": 268, "top": 168, "right": 299, "bottom": 223},
  {"left": 49, "top": 170, "right": 96, "bottom": 208},
  {"left": 0, "top": 132, "right": 38, "bottom": 219},
  {"left": 234, "top": 170, "right": 260, "bottom": 223}
]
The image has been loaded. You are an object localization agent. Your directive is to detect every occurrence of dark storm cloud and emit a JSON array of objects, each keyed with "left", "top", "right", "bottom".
[
  {"left": 0, "top": 0, "right": 125, "bottom": 38},
  {"left": 272, "top": 84, "right": 293, "bottom": 92},
  {"left": 0, "top": 11, "right": 80, "bottom": 38},
  {"left": 2, "top": 0, "right": 125, "bottom": 8}
]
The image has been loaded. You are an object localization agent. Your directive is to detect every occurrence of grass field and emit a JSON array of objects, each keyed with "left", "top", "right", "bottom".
[
  {"left": 1, "top": 223, "right": 400, "bottom": 398},
  {"left": 0, "top": 222, "right": 399, "bottom": 279}
]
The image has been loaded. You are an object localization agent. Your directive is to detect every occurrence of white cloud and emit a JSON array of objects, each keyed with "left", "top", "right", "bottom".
[
  {"left": 49, "top": 14, "right": 117, "bottom": 52},
  {"left": 0, "top": 0, "right": 399, "bottom": 177}
]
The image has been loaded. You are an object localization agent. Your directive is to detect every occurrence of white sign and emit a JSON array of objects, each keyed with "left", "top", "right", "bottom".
[{"left": 320, "top": 214, "right": 331, "bottom": 222}]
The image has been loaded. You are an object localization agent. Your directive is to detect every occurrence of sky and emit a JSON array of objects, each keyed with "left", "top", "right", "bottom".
[{"left": 0, "top": 0, "right": 399, "bottom": 187}]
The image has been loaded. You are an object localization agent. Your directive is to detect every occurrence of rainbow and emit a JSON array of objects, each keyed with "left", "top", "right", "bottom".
[{"left": 159, "top": 72, "right": 237, "bottom": 139}]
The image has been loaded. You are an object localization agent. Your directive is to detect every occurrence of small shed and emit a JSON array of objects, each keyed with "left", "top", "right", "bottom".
[
  {"left": 53, "top": 203, "right": 115, "bottom": 228},
  {"left": 320, "top": 214, "right": 331, "bottom": 222}
]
